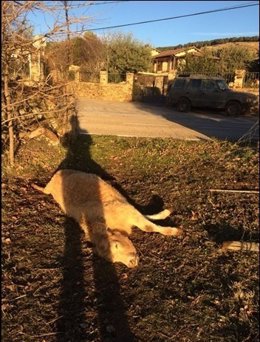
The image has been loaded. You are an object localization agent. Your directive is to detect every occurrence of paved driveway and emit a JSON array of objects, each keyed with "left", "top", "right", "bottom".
[{"left": 77, "top": 98, "right": 258, "bottom": 141}]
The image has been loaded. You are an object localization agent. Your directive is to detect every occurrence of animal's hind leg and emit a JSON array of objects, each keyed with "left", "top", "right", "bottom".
[{"left": 134, "top": 213, "right": 182, "bottom": 236}]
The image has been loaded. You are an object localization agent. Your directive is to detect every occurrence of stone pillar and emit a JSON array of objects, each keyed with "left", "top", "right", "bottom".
[
  {"left": 234, "top": 69, "right": 246, "bottom": 88},
  {"left": 126, "top": 72, "right": 134, "bottom": 85},
  {"left": 154, "top": 76, "right": 164, "bottom": 93},
  {"left": 168, "top": 70, "right": 177, "bottom": 81},
  {"left": 69, "top": 65, "right": 80, "bottom": 82},
  {"left": 30, "top": 52, "right": 41, "bottom": 82},
  {"left": 100, "top": 70, "right": 108, "bottom": 84},
  {"left": 75, "top": 70, "right": 80, "bottom": 82}
]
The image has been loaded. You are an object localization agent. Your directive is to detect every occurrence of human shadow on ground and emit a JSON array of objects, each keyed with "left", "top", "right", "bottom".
[
  {"left": 58, "top": 115, "right": 164, "bottom": 214},
  {"left": 56, "top": 114, "right": 161, "bottom": 341}
]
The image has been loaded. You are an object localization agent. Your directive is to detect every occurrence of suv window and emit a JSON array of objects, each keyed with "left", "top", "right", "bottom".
[
  {"left": 188, "top": 79, "right": 202, "bottom": 89},
  {"left": 201, "top": 79, "right": 217, "bottom": 91},
  {"left": 216, "top": 79, "right": 228, "bottom": 90},
  {"left": 173, "top": 78, "right": 187, "bottom": 89}
]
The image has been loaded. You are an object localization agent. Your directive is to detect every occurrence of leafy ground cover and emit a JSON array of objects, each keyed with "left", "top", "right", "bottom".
[{"left": 2, "top": 135, "right": 259, "bottom": 342}]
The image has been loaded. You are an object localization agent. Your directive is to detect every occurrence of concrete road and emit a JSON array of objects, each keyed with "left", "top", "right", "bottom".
[{"left": 76, "top": 98, "right": 259, "bottom": 141}]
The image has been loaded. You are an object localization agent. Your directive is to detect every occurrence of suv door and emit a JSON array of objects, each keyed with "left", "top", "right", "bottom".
[
  {"left": 200, "top": 79, "right": 225, "bottom": 108},
  {"left": 168, "top": 78, "right": 188, "bottom": 104},
  {"left": 185, "top": 79, "right": 202, "bottom": 107}
]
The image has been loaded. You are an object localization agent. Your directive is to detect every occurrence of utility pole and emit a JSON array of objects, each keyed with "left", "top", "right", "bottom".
[
  {"left": 61, "top": 1, "right": 72, "bottom": 74},
  {"left": 63, "top": 1, "right": 70, "bottom": 41}
]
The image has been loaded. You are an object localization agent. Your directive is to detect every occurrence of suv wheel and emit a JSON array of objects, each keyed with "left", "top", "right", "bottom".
[
  {"left": 225, "top": 101, "right": 242, "bottom": 116},
  {"left": 177, "top": 97, "right": 191, "bottom": 112}
]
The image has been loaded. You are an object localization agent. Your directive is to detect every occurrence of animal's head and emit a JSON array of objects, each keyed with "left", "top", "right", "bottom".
[{"left": 108, "top": 230, "right": 139, "bottom": 268}]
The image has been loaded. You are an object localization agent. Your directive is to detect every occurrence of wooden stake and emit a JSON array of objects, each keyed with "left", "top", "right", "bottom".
[
  {"left": 209, "top": 189, "right": 259, "bottom": 194},
  {"left": 222, "top": 241, "right": 259, "bottom": 252}
]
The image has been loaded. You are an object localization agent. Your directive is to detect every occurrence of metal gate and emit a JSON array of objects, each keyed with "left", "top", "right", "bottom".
[{"left": 133, "top": 74, "right": 168, "bottom": 104}]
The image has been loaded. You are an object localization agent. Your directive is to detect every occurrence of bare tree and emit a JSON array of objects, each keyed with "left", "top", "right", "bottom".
[{"left": 1, "top": 1, "right": 92, "bottom": 166}]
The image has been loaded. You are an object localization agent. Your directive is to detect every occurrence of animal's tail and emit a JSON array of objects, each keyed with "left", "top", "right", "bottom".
[
  {"left": 146, "top": 208, "right": 172, "bottom": 221},
  {"left": 32, "top": 183, "right": 46, "bottom": 193}
]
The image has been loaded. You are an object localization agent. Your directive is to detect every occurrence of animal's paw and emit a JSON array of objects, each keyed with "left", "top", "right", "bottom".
[{"left": 163, "top": 227, "right": 183, "bottom": 237}]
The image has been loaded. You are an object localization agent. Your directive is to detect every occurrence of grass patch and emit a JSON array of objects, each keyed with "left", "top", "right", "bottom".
[{"left": 2, "top": 135, "right": 259, "bottom": 342}]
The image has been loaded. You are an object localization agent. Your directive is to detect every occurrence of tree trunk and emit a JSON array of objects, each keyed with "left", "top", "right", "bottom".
[{"left": 4, "top": 73, "right": 15, "bottom": 166}]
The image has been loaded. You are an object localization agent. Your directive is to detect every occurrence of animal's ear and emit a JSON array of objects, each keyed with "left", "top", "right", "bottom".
[
  {"left": 109, "top": 229, "right": 128, "bottom": 237},
  {"left": 107, "top": 228, "right": 114, "bottom": 236}
]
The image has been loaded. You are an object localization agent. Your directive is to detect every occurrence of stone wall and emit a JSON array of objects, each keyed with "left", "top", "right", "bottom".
[
  {"left": 236, "top": 88, "right": 259, "bottom": 96},
  {"left": 68, "top": 71, "right": 134, "bottom": 102}
]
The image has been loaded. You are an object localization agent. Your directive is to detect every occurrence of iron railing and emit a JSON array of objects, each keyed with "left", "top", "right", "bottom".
[
  {"left": 79, "top": 71, "right": 99, "bottom": 83},
  {"left": 176, "top": 71, "right": 259, "bottom": 88},
  {"left": 244, "top": 72, "right": 259, "bottom": 88},
  {"left": 108, "top": 73, "right": 126, "bottom": 84}
]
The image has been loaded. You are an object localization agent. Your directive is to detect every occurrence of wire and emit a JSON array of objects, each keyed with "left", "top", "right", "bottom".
[
  {"left": 86, "top": 2, "right": 259, "bottom": 31},
  {"left": 85, "top": 1, "right": 128, "bottom": 6},
  {"left": 44, "top": 2, "right": 259, "bottom": 37}
]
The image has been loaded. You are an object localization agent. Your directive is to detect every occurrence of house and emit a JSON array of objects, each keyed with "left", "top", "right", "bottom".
[
  {"left": 10, "top": 35, "right": 46, "bottom": 83},
  {"left": 29, "top": 35, "right": 47, "bottom": 82},
  {"left": 152, "top": 46, "right": 203, "bottom": 74},
  {"left": 150, "top": 48, "right": 160, "bottom": 57}
]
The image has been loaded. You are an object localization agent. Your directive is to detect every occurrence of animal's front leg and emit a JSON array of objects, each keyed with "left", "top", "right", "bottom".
[
  {"left": 143, "top": 223, "right": 183, "bottom": 236},
  {"left": 135, "top": 214, "right": 183, "bottom": 236},
  {"left": 79, "top": 214, "right": 104, "bottom": 242},
  {"left": 79, "top": 221, "right": 91, "bottom": 241}
]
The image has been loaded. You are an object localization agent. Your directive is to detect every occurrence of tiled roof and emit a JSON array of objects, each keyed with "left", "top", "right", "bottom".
[{"left": 153, "top": 46, "right": 201, "bottom": 58}]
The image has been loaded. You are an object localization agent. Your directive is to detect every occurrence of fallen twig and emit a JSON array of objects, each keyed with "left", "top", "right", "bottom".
[
  {"left": 222, "top": 241, "right": 259, "bottom": 252},
  {"left": 2, "top": 294, "right": 26, "bottom": 302},
  {"left": 209, "top": 189, "right": 259, "bottom": 194},
  {"left": 46, "top": 315, "right": 63, "bottom": 325},
  {"left": 19, "top": 331, "right": 63, "bottom": 338}
]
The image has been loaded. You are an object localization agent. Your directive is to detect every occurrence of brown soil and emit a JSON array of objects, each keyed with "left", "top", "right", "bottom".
[{"left": 2, "top": 136, "right": 259, "bottom": 342}]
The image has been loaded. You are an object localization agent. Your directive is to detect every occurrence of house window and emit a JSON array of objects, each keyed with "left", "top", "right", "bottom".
[
  {"left": 162, "top": 61, "right": 169, "bottom": 72},
  {"left": 157, "top": 61, "right": 162, "bottom": 71}
]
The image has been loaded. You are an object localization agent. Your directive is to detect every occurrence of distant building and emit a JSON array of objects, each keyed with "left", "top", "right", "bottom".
[
  {"left": 10, "top": 35, "right": 46, "bottom": 83},
  {"left": 29, "top": 35, "right": 47, "bottom": 82},
  {"left": 152, "top": 46, "right": 203, "bottom": 74},
  {"left": 150, "top": 48, "right": 160, "bottom": 57}
]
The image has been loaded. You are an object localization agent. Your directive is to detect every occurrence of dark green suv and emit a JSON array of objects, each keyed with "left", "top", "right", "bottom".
[{"left": 166, "top": 74, "right": 257, "bottom": 116}]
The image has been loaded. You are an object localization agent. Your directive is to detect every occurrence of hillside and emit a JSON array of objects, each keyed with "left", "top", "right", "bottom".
[
  {"left": 157, "top": 36, "right": 259, "bottom": 57},
  {"left": 205, "top": 41, "right": 259, "bottom": 56}
]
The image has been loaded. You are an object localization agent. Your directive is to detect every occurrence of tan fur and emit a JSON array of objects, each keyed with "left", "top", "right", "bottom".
[{"left": 32, "top": 169, "right": 183, "bottom": 267}]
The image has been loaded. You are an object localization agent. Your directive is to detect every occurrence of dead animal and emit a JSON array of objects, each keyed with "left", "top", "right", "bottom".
[{"left": 32, "top": 169, "right": 183, "bottom": 268}]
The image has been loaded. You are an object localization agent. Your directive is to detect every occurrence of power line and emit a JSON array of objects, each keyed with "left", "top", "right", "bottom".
[
  {"left": 45, "top": 2, "right": 259, "bottom": 38},
  {"left": 84, "top": 2, "right": 259, "bottom": 32},
  {"left": 87, "top": 1, "right": 129, "bottom": 6}
]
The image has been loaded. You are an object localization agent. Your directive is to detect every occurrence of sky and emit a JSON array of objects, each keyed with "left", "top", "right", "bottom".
[{"left": 28, "top": 1, "right": 259, "bottom": 47}]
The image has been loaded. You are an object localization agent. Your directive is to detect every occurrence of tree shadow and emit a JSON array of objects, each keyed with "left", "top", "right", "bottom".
[
  {"left": 131, "top": 100, "right": 259, "bottom": 142},
  {"left": 56, "top": 114, "right": 137, "bottom": 341}
]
